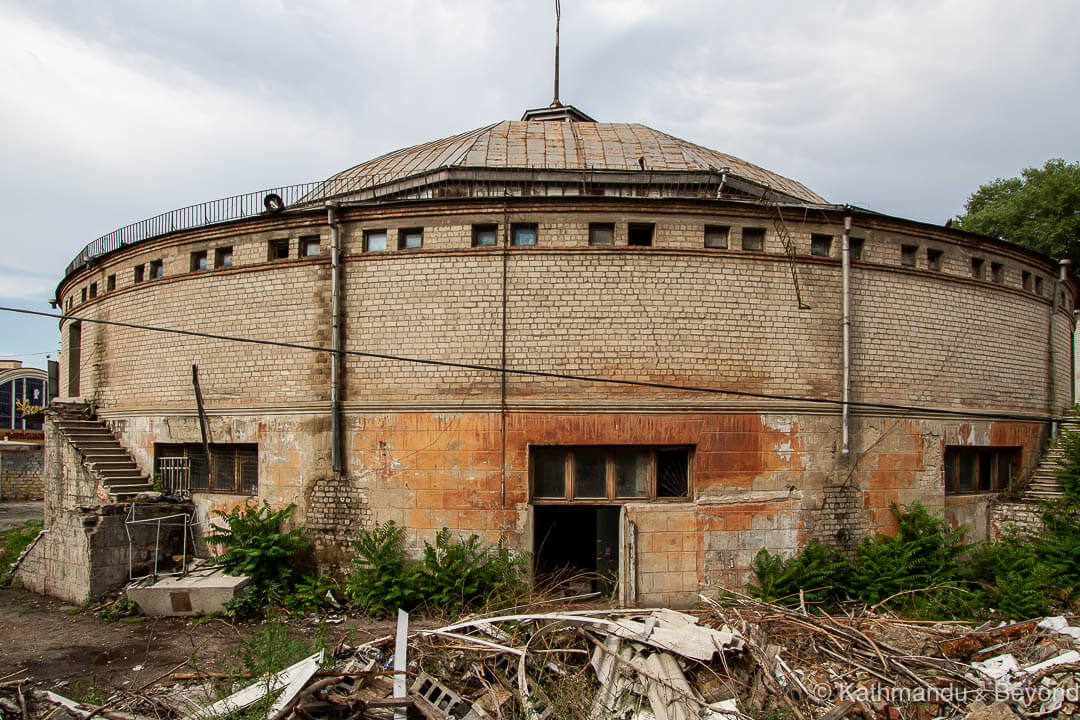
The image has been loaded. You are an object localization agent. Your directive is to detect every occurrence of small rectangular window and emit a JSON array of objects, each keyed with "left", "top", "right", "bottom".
[
  {"left": 849, "top": 237, "right": 864, "bottom": 262},
  {"left": 589, "top": 223, "right": 615, "bottom": 246},
  {"left": 512, "top": 224, "right": 538, "bottom": 247},
  {"left": 134, "top": 265, "right": 145, "bottom": 283},
  {"left": 301, "top": 236, "right": 321, "bottom": 257},
  {"left": 810, "top": 233, "right": 832, "bottom": 257},
  {"left": 80, "top": 287, "right": 87, "bottom": 302},
  {"left": 88, "top": 283, "right": 97, "bottom": 299},
  {"left": 1022, "top": 271, "right": 1033, "bottom": 291},
  {"left": 154, "top": 443, "right": 259, "bottom": 494},
  {"left": 901, "top": 245, "right": 917, "bottom": 267},
  {"left": 190, "top": 250, "right": 208, "bottom": 271},
  {"left": 531, "top": 446, "right": 691, "bottom": 502},
  {"left": 106, "top": 275, "right": 116, "bottom": 292},
  {"left": 473, "top": 224, "right": 497, "bottom": 247},
  {"left": 927, "top": 248, "right": 943, "bottom": 272},
  {"left": 1035, "top": 276, "right": 1045, "bottom": 296},
  {"left": 398, "top": 228, "right": 423, "bottom": 250},
  {"left": 365, "top": 230, "right": 388, "bottom": 252},
  {"left": 269, "top": 239, "right": 289, "bottom": 260},
  {"left": 944, "top": 446, "right": 1018, "bottom": 494},
  {"left": 704, "top": 225, "right": 729, "bottom": 249},
  {"left": 215, "top": 247, "right": 233, "bottom": 268},
  {"left": 741, "top": 227, "right": 765, "bottom": 251},
  {"left": 991, "top": 262, "right": 1004, "bottom": 283},
  {"left": 149, "top": 260, "right": 163, "bottom": 279},
  {"left": 627, "top": 223, "right": 654, "bottom": 246},
  {"left": 971, "top": 257, "right": 985, "bottom": 279}
]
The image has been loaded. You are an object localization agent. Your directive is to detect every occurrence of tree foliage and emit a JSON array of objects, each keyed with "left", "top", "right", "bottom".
[{"left": 957, "top": 159, "right": 1080, "bottom": 264}]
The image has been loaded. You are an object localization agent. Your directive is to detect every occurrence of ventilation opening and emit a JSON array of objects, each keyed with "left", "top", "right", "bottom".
[
  {"left": 627, "top": 223, "right": 654, "bottom": 246},
  {"left": 534, "top": 505, "right": 619, "bottom": 594}
]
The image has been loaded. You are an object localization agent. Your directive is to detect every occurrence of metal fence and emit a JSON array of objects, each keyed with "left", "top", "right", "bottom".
[
  {"left": 64, "top": 171, "right": 398, "bottom": 277},
  {"left": 158, "top": 456, "right": 190, "bottom": 495}
]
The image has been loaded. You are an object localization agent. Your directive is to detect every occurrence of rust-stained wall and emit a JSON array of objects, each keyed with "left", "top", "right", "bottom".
[
  {"left": 53, "top": 196, "right": 1073, "bottom": 606},
  {"left": 108, "top": 408, "right": 1044, "bottom": 605}
]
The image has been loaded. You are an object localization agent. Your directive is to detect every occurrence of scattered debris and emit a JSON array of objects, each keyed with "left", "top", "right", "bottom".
[{"left": 8, "top": 596, "right": 1080, "bottom": 719}]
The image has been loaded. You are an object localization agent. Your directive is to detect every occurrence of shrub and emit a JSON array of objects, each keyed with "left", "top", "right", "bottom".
[
  {"left": 286, "top": 572, "right": 343, "bottom": 613},
  {"left": 204, "top": 502, "right": 309, "bottom": 612},
  {"left": 747, "top": 539, "right": 850, "bottom": 607},
  {"left": 345, "top": 521, "right": 530, "bottom": 616},
  {"left": 967, "top": 535, "right": 1052, "bottom": 619},
  {"left": 849, "top": 503, "right": 968, "bottom": 614},
  {"left": 417, "top": 527, "right": 530, "bottom": 615},
  {"left": 345, "top": 520, "right": 420, "bottom": 617}
]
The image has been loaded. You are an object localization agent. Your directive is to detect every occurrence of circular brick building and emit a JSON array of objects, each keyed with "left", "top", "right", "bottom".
[{"left": 54, "top": 105, "right": 1077, "bottom": 604}]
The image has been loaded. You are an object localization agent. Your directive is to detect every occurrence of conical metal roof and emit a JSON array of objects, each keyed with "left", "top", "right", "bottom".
[{"left": 322, "top": 121, "right": 825, "bottom": 203}]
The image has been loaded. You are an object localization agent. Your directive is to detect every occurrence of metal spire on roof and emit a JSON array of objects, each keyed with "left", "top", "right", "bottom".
[{"left": 552, "top": 0, "right": 561, "bottom": 107}]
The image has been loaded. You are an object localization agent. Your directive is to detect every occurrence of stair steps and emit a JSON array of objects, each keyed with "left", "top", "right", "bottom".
[
  {"left": 1020, "top": 414, "right": 1080, "bottom": 502},
  {"left": 55, "top": 419, "right": 154, "bottom": 501}
]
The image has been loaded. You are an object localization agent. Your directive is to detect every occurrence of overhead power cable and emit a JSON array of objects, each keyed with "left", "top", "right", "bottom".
[{"left": 0, "top": 305, "right": 1063, "bottom": 423}]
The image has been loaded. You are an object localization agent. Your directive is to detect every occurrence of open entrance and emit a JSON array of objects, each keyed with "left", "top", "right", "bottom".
[{"left": 534, "top": 505, "right": 620, "bottom": 594}]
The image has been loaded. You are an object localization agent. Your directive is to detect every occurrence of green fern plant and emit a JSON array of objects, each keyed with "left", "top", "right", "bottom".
[
  {"left": 345, "top": 520, "right": 420, "bottom": 617},
  {"left": 204, "top": 502, "right": 309, "bottom": 595}
]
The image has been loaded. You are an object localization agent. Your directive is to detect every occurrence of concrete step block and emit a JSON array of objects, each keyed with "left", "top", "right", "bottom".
[{"left": 126, "top": 566, "right": 250, "bottom": 616}]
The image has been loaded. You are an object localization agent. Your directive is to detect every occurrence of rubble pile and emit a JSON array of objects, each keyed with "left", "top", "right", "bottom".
[{"left": 6, "top": 595, "right": 1080, "bottom": 720}]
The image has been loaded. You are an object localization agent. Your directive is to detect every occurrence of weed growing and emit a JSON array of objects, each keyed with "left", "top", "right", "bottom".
[
  {"left": 345, "top": 521, "right": 530, "bottom": 617},
  {"left": 215, "top": 608, "right": 327, "bottom": 717},
  {"left": 750, "top": 497, "right": 1080, "bottom": 620},
  {"left": 205, "top": 502, "right": 310, "bottom": 618}
]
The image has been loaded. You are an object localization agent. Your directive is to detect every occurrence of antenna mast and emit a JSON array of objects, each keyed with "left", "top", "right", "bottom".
[{"left": 552, "top": 0, "right": 561, "bottom": 107}]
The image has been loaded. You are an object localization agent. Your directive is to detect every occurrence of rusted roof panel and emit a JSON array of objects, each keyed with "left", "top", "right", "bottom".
[{"left": 321, "top": 121, "right": 825, "bottom": 203}]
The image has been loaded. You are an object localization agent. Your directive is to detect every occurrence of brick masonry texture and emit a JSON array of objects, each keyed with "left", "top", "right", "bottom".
[
  {"left": 17, "top": 411, "right": 192, "bottom": 602},
  {"left": 0, "top": 447, "right": 43, "bottom": 500},
  {"left": 51, "top": 198, "right": 1077, "bottom": 605}
]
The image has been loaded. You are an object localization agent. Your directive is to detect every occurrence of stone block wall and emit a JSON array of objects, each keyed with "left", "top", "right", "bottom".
[
  {"left": 17, "top": 501, "right": 193, "bottom": 603},
  {"left": 0, "top": 446, "right": 43, "bottom": 500}
]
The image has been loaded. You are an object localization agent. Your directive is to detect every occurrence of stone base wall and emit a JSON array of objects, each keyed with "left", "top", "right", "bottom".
[
  {"left": 990, "top": 500, "right": 1046, "bottom": 539},
  {"left": 0, "top": 447, "right": 43, "bottom": 501},
  {"left": 16, "top": 501, "right": 193, "bottom": 603},
  {"left": 98, "top": 407, "right": 1049, "bottom": 607}
]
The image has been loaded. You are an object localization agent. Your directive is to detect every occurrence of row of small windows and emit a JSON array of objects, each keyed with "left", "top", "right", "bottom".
[
  {"left": 900, "top": 243, "right": 1051, "bottom": 298},
  {"left": 63, "top": 222, "right": 1061, "bottom": 307}
]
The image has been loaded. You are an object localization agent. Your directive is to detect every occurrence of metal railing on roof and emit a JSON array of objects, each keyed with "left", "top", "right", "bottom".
[{"left": 63, "top": 172, "right": 401, "bottom": 278}]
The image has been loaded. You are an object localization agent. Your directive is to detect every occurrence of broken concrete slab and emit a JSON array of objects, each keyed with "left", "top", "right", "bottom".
[{"left": 125, "top": 565, "right": 249, "bottom": 616}]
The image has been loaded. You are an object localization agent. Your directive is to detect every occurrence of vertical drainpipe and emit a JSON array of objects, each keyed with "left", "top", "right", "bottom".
[
  {"left": 1050, "top": 259, "right": 1071, "bottom": 438},
  {"left": 841, "top": 215, "right": 852, "bottom": 455},
  {"left": 327, "top": 203, "right": 343, "bottom": 474}
]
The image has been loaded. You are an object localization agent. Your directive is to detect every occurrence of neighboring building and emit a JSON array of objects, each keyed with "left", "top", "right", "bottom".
[
  {"left": 0, "top": 360, "right": 48, "bottom": 433},
  {"left": 0, "top": 361, "right": 47, "bottom": 501},
  {"left": 48, "top": 106, "right": 1077, "bottom": 605}
]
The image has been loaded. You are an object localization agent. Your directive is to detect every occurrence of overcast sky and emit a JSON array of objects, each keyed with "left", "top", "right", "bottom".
[{"left": 2, "top": 0, "right": 1078, "bottom": 370}]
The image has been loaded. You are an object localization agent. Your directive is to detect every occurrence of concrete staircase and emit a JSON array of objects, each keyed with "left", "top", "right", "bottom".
[
  {"left": 1023, "top": 414, "right": 1080, "bottom": 501},
  {"left": 55, "top": 418, "right": 155, "bottom": 502}
]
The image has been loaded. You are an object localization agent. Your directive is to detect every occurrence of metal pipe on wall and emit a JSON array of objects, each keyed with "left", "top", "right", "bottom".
[
  {"left": 327, "top": 203, "right": 343, "bottom": 474},
  {"left": 841, "top": 215, "right": 852, "bottom": 455}
]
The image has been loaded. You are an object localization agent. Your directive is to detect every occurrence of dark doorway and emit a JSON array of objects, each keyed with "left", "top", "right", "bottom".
[
  {"left": 68, "top": 322, "right": 81, "bottom": 397},
  {"left": 534, "top": 505, "right": 619, "bottom": 594}
]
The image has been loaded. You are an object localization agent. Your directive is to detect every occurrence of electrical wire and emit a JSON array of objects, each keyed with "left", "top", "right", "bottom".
[{"left": 0, "top": 305, "right": 1064, "bottom": 423}]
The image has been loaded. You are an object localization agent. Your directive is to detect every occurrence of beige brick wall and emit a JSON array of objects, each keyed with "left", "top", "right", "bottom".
[{"left": 51, "top": 199, "right": 1074, "bottom": 603}]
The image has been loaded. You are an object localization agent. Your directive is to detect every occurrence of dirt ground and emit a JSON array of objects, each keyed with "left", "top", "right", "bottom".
[
  {"left": 0, "top": 501, "right": 43, "bottom": 532},
  {"left": 0, "top": 586, "right": 392, "bottom": 694}
]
